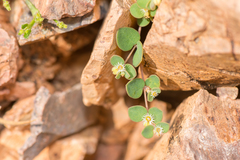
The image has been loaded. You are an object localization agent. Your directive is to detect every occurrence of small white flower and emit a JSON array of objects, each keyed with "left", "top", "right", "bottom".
[
  {"left": 150, "top": 90, "right": 158, "bottom": 98},
  {"left": 142, "top": 113, "right": 154, "bottom": 126},
  {"left": 112, "top": 62, "right": 126, "bottom": 76},
  {"left": 153, "top": 125, "right": 163, "bottom": 136}
]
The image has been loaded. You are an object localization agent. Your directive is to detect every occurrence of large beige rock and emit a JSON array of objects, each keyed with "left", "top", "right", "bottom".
[
  {"left": 143, "top": 0, "right": 240, "bottom": 90},
  {"left": 34, "top": 0, "right": 96, "bottom": 20},
  {"left": 125, "top": 100, "right": 174, "bottom": 160},
  {"left": 81, "top": 0, "right": 136, "bottom": 107},
  {"left": 10, "top": 0, "right": 109, "bottom": 45},
  {"left": 145, "top": 87, "right": 240, "bottom": 160},
  {"left": 0, "top": 6, "right": 19, "bottom": 89}
]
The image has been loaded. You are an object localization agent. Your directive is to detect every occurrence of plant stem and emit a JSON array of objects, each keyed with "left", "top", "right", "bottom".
[
  {"left": 24, "top": 0, "right": 38, "bottom": 15},
  {"left": 140, "top": 65, "right": 149, "bottom": 110},
  {"left": 124, "top": 45, "right": 137, "bottom": 64}
]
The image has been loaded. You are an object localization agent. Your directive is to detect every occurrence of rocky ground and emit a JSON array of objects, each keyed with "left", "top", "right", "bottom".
[{"left": 0, "top": 0, "right": 240, "bottom": 160}]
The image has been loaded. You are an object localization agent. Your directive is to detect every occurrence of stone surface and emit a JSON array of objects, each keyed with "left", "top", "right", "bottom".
[
  {"left": 3, "top": 95, "right": 35, "bottom": 130},
  {"left": 19, "top": 84, "right": 99, "bottom": 160},
  {"left": 0, "top": 81, "right": 36, "bottom": 102},
  {"left": 145, "top": 89, "right": 240, "bottom": 160},
  {"left": 34, "top": 0, "right": 96, "bottom": 20},
  {"left": 10, "top": 0, "right": 109, "bottom": 45},
  {"left": 95, "top": 143, "right": 125, "bottom": 160},
  {"left": 0, "top": 6, "right": 19, "bottom": 89},
  {"left": 81, "top": 0, "right": 136, "bottom": 107},
  {"left": 100, "top": 97, "right": 136, "bottom": 144},
  {"left": 143, "top": 0, "right": 240, "bottom": 91},
  {"left": 125, "top": 100, "right": 174, "bottom": 160},
  {"left": 216, "top": 87, "right": 238, "bottom": 100}
]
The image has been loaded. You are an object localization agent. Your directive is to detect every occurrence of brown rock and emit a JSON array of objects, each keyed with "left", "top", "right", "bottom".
[
  {"left": 143, "top": 0, "right": 240, "bottom": 91},
  {"left": 0, "top": 81, "right": 36, "bottom": 102},
  {"left": 34, "top": 0, "right": 96, "bottom": 20},
  {"left": 216, "top": 86, "right": 238, "bottom": 100},
  {"left": 145, "top": 89, "right": 240, "bottom": 160},
  {"left": 0, "top": 6, "right": 19, "bottom": 89},
  {"left": 100, "top": 97, "right": 136, "bottom": 144},
  {"left": 0, "top": 129, "right": 31, "bottom": 160},
  {"left": 81, "top": 0, "right": 136, "bottom": 107},
  {"left": 11, "top": 0, "right": 109, "bottom": 45},
  {"left": 3, "top": 95, "right": 35, "bottom": 130},
  {"left": 19, "top": 84, "right": 99, "bottom": 160},
  {"left": 49, "top": 21, "right": 101, "bottom": 57},
  {"left": 95, "top": 143, "right": 125, "bottom": 160},
  {"left": 125, "top": 100, "right": 174, "bottom": 160}
]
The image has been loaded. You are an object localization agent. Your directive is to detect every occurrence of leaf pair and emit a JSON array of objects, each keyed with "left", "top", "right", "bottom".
[
  {"left": 116, "top": 27, "right": 143, "bottom": 67},
  {"left": 142, "top": 122, "right": 169, "bottom": 138},
  {"left": 110, "top": 55, "right": 136, "bottom": 80},
  {"left": 126, "top": 75, "right": 161, "bottom": 101}
]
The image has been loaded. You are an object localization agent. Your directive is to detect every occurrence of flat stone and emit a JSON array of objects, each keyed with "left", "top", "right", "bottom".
[
  {"left": 19, "top": 84, "right": 99, "bottom": 160},
  {"left": 143, "top": 0, "right": 240, "bottom": 90},
  {"left": 145, "top": 89, "right": 240, "bottom": 160},
  {"left": 11, "top": 0, "right": 109, "bottom": 45},
  {"left": 216, "top": 87, "right": 238, "bottom": 100}
]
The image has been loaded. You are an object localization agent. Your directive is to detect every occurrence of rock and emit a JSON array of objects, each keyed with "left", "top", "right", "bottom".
[
  {"left": 0, "top": 81, "right": 36, "bottom": 102},
  {"left": 100, "top": 97, "right": 135, "bottom": 144},
  {"left": 216, "top": 87, "right": 238, "bottom": 100},
  {"left": 34, "top": 0, "right": 96, "bottom": 20},
  {"left": 81, "top": 0, "right": 136, "bottom": 107},
  {"left": 49, "top": 21, "right": 101, "bottom": 57},
  {"left": 125, "top": 100, "right": 174, "bottom": 160},
  {"left": 0, "top": 6, "right": 19, "bottom": 89},
  {"left": 95, "top": 143, "right": 125, "bottom": 160},
  {"left": 19, "top": 84, "right": 99, "bottom": 160},
  {"left": 3, "top": 95, "right": 35, "bottom": 130},
  {"left": 145, "top": 89, "right": 240, "bottom": 160},
  {"left": 0, "top": 129, "right": 31, "bottom": 160},
  {"left": 143, "top": 0, "right": 240, "bottom": 91},
  {"left": 10, "top": 0, "right": 109, "bottom": 45}
]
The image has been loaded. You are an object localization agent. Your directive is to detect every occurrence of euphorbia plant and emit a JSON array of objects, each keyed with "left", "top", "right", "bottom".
[
  {"left": 110, "top": 0, "right": 169, "bottom": 138},
  {"left": 2, "top": 0, "right": 67, "bottom": 38}
]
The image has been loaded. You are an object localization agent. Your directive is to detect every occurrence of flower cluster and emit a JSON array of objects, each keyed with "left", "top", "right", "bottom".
[
  {"left": 142, "top": 113, "right": 163, "bottom": 136},
  {"left": 112, "top": 62, "right": 126, "bottom": 77}
]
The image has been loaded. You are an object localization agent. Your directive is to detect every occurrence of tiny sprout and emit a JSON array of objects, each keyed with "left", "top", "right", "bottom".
[
  {"left": 153, "top": 125, "right": 163, "bottom": 136},
  {"left": 142, "top": 113, "right": 154, "bottom": 126},
  {"left": 54, "top": 20, "right": 68, "bottom": 29},
  {"left": 35, "top": 13, "right": 44, "bottom": 23},
  {"left": 3, "top": 0, "right": 11, "bottom": 11}
]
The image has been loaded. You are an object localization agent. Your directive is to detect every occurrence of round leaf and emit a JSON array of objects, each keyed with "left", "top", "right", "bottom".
[
  {"left": 137, "top": 0, "right": 151, "bottom": 9},
  {"left": 133, "top": 41, "right": 143, "bottom": 67},
  {"left": 137, "top": 18, "right": 150, "bottom": 27},
  {"left": 145, "top": 75, "right": 160, "bottom": 89},
  {"left": 152, "top": 88, "right": 161, "bottom": 94},
  {"left": 149, "top": 107, "right": 163, "bottom": 123},
  {"left": 116, "top": 27, "right": 140, "bottom": 51},
  {"left": 147, "top": 92, "right": 154, "bottom": 102},
  {"left": 128, "top": 105, "right": 147, "bottom": 122},
  {"left": 150, "top": 7, "right": 158, "bottom": 17},
  {"left": 156, "top": 122, "right": 169, "bottom": 133},
  {"left": 125, "top": 64, "right": 137, "bottom": 80},
  {"left": 124, "top": 71, "right": 130, "bottom": 79},
  {"left": 126, "top": 78, "right": 145, "bottom": 99},
  {"left": 130, "top": 3, "right": 145, "bottom": 19},
  {"left": 115, "top": 72, "right": 121, "bottom": 79},
  {"left": 110, "top": 55, "right": 124, "bottom": 66},
  {"left": 142, "top": 125, "right": 154, "bottom": 138}
]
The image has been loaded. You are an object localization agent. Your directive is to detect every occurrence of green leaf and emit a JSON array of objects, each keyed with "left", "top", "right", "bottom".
[
  {"left": 156, "top": 122, "right": 169, "bottom": 133},
  {"left": 116, "top": 27, "right": 140, "bottom": 51},
  {"left": 23, "top": 29, "right": 31, "bottom": 39},
  {"left": 148, "top": 0, "right": 156, "bottom": 10},
  {"left": 145, "top": 75, "right": 160, "bottom": 89},
  {"left": 115, "top": 72, "right": 121, "bottom": 79},
  {"left": 124, "top": 70, "right": 130, "bottom": 79},
  {"left": 142, "top": 125, "right": 154, "bottom": 138},
  {"left": 137, "top": 18, "right": 150, "bottom": 27},
  {"left": 110, "top": 55, "right": 124, "bottom": 66},
  {"left": 128, "top": 105, "right": 147, "bottom": 122},
  {"left": 152, "top": 88, "right": 161, "bottom": 94},
  {"left": 147, "top": 92, "right": 154, "bottom": 102},
  {"left": 130, "top": 3, "right": 145, "bottom": 19},
  {"left": 137, "top": 0, "right": 151, "bottom": 9},
  {"left": 125, "top": 64, "right": 137, "bottom": 80},
  {"left": 133, "top": 41, "right": 143, "bottom": 67},
  {"left": 150, "top": 7, "right": 158, "bottom": 17},
  {"left": 149, "top": 107, "right": 163, "bottom": 123},
  {"left": 126, "top": 78, "right": 145, "bottom": 99},
  {"left": 21, "top": 24, "right": 28, "bottom": 29}
]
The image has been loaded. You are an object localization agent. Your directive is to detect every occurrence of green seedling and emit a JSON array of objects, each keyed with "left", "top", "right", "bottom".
[
  {"left": 3, "top": 0, "right": 11, "bottom": 11},
  {"left": 54, "top": 19, "right": 68, "bottom": 29}
]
